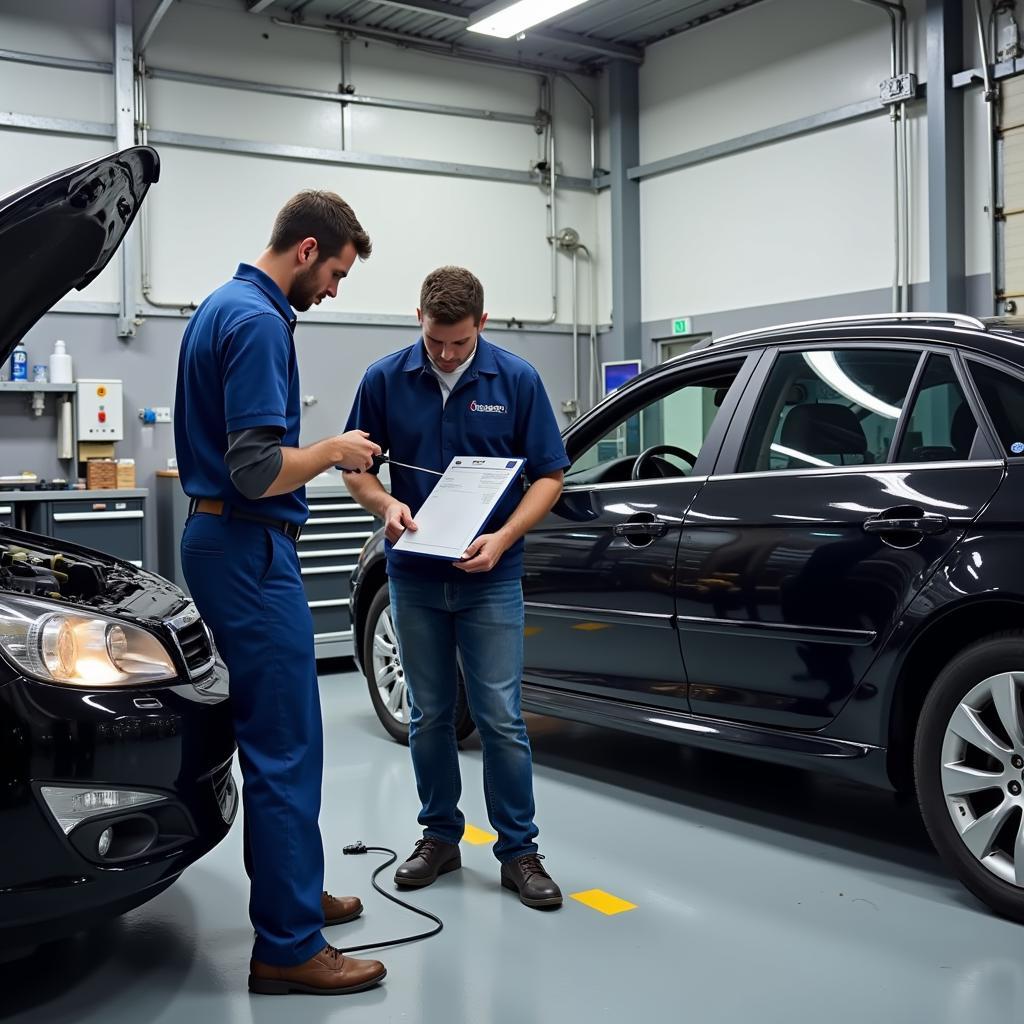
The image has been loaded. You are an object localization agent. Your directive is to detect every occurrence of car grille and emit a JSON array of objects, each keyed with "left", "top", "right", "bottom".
[{"left": 167, "top": 604, "right": 216, "bottom": 679}]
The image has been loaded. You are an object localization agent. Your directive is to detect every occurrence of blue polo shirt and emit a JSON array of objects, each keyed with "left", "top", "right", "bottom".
[
  {"left": 345, "top": 337, "right": 569, "bottom": 582},
  {"left": 174, "top": 263, "right": 307, "bottom": 526}
]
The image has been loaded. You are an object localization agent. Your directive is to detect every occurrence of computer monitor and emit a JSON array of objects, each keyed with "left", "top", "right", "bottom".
[{"left": 602, "top": 360, "right": 642, "bottom": 397}]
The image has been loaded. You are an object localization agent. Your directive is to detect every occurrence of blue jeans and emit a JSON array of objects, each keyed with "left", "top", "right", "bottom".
[{"left": 388, "top": 577, "right": 539, "bottom": 862}]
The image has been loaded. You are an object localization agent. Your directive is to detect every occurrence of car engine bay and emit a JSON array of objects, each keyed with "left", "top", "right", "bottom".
[{"left": 0, "top": 532, "right": 188, "bottom": 620}]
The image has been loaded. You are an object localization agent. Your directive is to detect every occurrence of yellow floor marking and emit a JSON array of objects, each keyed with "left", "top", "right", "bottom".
[
  {"left": 524, "top": 626, "right": 543, "bottom": 637},
  {"left": 572, "top": 622, "right": 610, "bottom": 632},
  {"left": 570, "top": 889, "right": 638, "bottom": 916},
  {"left": 462, "top": 824, "right": 498, "bottom": 845}
]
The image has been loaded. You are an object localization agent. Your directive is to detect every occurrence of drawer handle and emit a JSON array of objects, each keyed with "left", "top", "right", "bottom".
[
  {"left": 306, "top": 516, "right": 374, "bottom": 526},
  {"left": 308, "top": 598, "right": 351, "bottom": 608},
  {"left": 300, "top": 564, "right": 357, "bottom": 576},
  {"left": 54, "top": 511, "right": 145, "bottom": 522},
  {"left": 298, "top": 532, "right": 372, "bottom": 543},
  {"left": 307, "top": 503, "right": 360, "bottom": 512},
  {"left": 298, "top": 548, "right": 364, "bottom": 559}
]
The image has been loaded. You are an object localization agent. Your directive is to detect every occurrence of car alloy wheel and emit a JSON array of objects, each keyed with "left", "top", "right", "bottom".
[
  {"left": 371, "top": 604, "right": 409, "bottom": 726},
  {"left": 940, "top": 670, "right": 1024, "bottom": 886},
  {"left": 361, "top": 585, "right": 477, "bottom": 745}
]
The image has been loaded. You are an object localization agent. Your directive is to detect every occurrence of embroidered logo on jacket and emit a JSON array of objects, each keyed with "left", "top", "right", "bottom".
[{"left": 469, "top": 399, "right": 507, "bottom": 414}]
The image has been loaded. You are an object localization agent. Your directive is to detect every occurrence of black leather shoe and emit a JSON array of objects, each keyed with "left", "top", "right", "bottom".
[
  {"left": 394, "top": 837, "right": 461, "bottom": 888},
  {"left": 500, "top": 853, "right": 563, "bottom": 909}
]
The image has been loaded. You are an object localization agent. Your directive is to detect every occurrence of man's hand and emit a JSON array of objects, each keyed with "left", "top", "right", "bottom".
[
  {"left": 455, "top": 532, "right": 511, "bottom": 574},
  {"left": 383, "top": 500, "right": 418, "bottom": 544},
  {"left": 330, "top": 430, "right": 381, "bottom": 472}
]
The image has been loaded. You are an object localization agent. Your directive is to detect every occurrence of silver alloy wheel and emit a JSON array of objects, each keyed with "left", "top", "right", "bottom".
[
  {"left": 942, "top": 670, "right": 1024, "bottom": 886},
  {"left": 372, "top": 604, "right": 409, "bottom": 725}
]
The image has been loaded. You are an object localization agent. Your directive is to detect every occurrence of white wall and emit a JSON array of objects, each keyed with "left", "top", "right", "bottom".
[
  {"left": 637, "top": 0, "right": 989, "bottom": 323},
  {"left": 0, "top": 0, "right": 604, "bottom": 325}
]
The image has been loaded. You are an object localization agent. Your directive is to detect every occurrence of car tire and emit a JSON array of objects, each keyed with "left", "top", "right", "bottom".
[
  {"left": 362, "top": 584, "right": 476, "bottom": 746},
  {"left": 915, "top": 631, "right": 1024, "bottom": 922}
]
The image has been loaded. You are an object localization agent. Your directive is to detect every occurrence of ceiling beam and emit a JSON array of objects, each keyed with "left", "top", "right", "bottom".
[
  {"left": 247, "top": 0, "right": 279, "bottom": 13},
  {"left": 137, "top": 0, "right": 175, "bottom": 52},
  {"left": 362, "top": 0, "right": 643, "bottom": 62}
]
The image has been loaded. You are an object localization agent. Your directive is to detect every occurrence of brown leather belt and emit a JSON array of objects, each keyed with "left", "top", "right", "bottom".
[{"left": 190, "top": 498, "right": 302, "bottom": 541}]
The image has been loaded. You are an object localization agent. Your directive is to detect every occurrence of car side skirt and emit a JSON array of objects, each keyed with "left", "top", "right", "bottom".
[{"left": 521, "top": 684, "right": 892, "bottom": 788}]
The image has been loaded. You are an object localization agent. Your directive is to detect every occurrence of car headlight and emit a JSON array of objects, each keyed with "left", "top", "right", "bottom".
[{"left": 0, "top": 595, "right": 176, "bottom": 687}]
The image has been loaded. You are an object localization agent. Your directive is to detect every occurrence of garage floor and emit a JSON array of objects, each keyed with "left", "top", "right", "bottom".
[{"left": 4, "top": 663, "right": 1024, "bottom": 1024}]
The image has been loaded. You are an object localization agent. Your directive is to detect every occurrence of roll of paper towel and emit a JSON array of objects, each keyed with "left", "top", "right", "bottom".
[{"left": 58, "top": 398, "right": 73, "bottom": 460}]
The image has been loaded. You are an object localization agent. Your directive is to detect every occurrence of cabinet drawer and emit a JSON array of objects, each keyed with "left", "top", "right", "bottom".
[
  {"left": 310, "top": 600, "right": 351, "bottom": 639},
  {"left": 48, "top": 516, "right": 144, "bottom": 566},
  {"left": 303, "top": 513, "right": 374, "bottom": 534},
  {"left": 300, "top": 567, "right": 354, "bottom": 605},
  {"left": 50, "top": 498, "right": 145, "bottom": 516}
]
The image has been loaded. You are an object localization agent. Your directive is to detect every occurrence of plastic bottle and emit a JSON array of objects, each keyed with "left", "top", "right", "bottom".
[
  {"left": 10, "top": 343, "right": 27, "bottom": 381},
  {"left": 49, "top": 339, "right": 72, "bottom": 384}
]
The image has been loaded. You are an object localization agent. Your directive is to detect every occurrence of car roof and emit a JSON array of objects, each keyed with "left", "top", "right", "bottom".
[
  {"left": 572, "top": 312, "right": 1024, "bottom": 429},
  {"left": 671, "top": 312, "right": 1024, "bottom": 368}
]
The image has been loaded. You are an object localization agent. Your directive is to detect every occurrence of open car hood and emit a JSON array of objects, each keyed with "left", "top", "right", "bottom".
[{"left": 0, "top": 146, "right": 160, "bottom": 363}]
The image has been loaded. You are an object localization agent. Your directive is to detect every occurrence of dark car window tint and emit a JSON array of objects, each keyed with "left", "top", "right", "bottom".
[
  {"left": 897, "top": 356, "right": 977, "bottom": 463},
  {"left": 566, "top": 362, "right": 742, "bottom": 485},
  {"left": 739, "top": 349, "right": 920, "bottom": 473},
  {"left": 969, "top": 361, "right": 1024, "bottom": 457}
]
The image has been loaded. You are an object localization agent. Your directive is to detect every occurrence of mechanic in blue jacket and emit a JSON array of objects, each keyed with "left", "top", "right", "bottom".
[
  {"left": 174, "top": 191, "right": 386, "bottom": 996},
  {"left": 344, "top": 266, "right": 570, "bottom": 908}
]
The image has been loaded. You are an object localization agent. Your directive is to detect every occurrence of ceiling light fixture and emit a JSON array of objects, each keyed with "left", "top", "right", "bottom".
[
  {"left": 802, "top": 351, "right": 902, "bottom": 420},
  {"left": 467, "top": 0, "right": 593, "bottom": 39}
]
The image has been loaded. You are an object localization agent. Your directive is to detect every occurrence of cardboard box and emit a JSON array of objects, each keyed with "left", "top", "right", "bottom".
[
  {"left": 86, "top": 459, "right": 117, "bottom": 490},
  {"left": 116, "top": 459, "right": 136, "bottom": 489}
]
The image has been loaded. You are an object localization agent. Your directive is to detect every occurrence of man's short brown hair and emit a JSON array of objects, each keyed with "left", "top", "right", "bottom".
[
  {"left": 419, "top": 266, "right": 484, "bottom": 325},
  {"left": 269, "top": 190, "right": 372, "bottom": 261}
]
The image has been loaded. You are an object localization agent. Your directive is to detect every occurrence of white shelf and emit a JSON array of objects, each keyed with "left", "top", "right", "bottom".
[{"left": 0, "top": 381, "right": 76, "bottom": 393}]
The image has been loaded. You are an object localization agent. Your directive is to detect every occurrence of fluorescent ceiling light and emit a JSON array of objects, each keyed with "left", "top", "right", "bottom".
[
  {"left": 467, "top": 0, "right": 593, "bottom": 39},
  {"left": 802, "top": 351, "right": 902, "bottom": 420},
  {"left": 770, "top": 443, "right": 832, "bottom": 468}
]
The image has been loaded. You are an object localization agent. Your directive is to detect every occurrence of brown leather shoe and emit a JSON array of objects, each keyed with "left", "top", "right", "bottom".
[
  {"left": 249, "top": 945, "right": 386, "bottom": 995},
  {"left": 322, "top": 891, "right": 363, "bottom": 926}
]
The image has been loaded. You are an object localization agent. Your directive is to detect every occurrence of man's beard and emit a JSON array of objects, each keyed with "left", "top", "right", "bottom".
[{"left": 287, "top": 265, "right": 320, "bottom": 311}]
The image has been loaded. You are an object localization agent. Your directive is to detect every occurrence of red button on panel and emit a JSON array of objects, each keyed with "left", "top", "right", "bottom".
[{"left": 98, "top": 412, "right": 107, "bottom": 423}]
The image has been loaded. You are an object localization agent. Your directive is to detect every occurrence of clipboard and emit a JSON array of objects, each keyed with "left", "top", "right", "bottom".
[{"left": 392, "top": 455, "right": 525, "bottom": 561}]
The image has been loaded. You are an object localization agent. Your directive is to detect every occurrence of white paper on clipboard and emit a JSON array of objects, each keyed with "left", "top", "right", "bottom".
[{"left": 392, "top": 455, "right": 525, "bottom": 561}]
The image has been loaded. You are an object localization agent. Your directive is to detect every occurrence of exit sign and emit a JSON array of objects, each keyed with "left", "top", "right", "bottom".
[{"left": 672, "top": 317, "right": 692, "bottom": 336}]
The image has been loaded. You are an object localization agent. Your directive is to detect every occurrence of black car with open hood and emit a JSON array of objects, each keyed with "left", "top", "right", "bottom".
[{"left": 0, "top": 149, "right": 237, "bottom": 955}]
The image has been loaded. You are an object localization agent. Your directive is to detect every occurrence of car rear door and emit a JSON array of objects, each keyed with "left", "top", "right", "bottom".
[
  {"left": 521, "top": 352, "right": 759, "bottom": 709},
  {"left": 674, "top": 341, "right": 1005, "bottom": 730}
]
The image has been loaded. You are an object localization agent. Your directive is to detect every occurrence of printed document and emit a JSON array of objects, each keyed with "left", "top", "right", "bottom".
[{"left": 393, "top": 456, "right": 525, "bottom": 561}]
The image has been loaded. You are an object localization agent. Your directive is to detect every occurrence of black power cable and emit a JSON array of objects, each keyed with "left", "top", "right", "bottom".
[{"left": 336, "top": 843, "right": 444, "bottom": 954}]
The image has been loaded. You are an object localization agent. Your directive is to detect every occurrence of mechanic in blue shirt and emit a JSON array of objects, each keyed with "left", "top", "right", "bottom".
[
  {"left": 344, "top": 266, "right": 570, "bottom": 908},
  {"left": 174, "top": 191, "right": 387, "bottom": 997}
]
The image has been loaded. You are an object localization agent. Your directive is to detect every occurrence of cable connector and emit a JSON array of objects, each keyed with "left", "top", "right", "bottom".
[{"left": 343, "top": 841, "right": 368, "bottom": 855}]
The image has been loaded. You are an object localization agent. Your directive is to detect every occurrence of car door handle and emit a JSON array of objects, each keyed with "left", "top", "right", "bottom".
[
  {"left": 863, "top": 512, "right": 949, "bottom": 536},
  {"left": 613, "top": 522, "right": 668, "bottom": 538}
]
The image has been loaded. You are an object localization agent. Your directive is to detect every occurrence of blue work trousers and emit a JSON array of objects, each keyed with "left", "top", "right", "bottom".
[{"left": 182, "top": 512, "right": 326, "bottom": 966}]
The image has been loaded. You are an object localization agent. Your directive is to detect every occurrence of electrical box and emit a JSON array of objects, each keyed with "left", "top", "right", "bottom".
[
  {"left": 879, "top": 73, "right": 918, "bottom": 105},
  {"left": 77, "top": 379, "right": 124, "bottom": 441}
]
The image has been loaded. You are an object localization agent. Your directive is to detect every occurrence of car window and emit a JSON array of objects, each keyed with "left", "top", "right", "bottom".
[
  {"left": 968, "top": 360, "right": 1024, "bottom": 457},
  {"left": 565, "top": 361, "right": 742, "bottom": 485},
  {"left": 739, "top": 348, "right": 920, "bottom": 473},
  {"left": 896, "top": 355, "right": 978, "bottom": 463}
]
